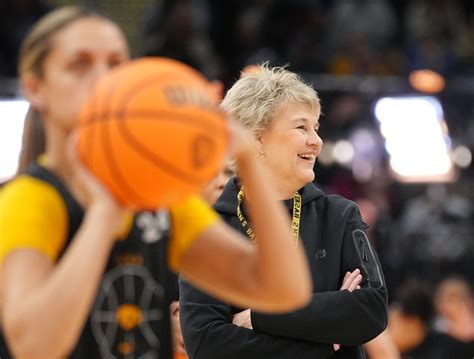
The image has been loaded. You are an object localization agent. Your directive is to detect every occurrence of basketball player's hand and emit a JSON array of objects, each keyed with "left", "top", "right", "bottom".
[
  {"left": 340, "top": 269, "right": 362, "bottom": 292},
  {"left": 227, "top": 121, "right": 259, "bottom": 160},
  {"left": 232, "top": 309, "right": 253, "bottom": 329},
  {"left": 67, "top": 132, "right": 130, "bottom": 235},
  {"left": 170, "top": 301, "right": 187, "bottom": 355}
]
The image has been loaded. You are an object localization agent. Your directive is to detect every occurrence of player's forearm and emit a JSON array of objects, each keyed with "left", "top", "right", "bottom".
[
  {"left": 236, "top": 150, "right": 311, "bottom": 312},
  {"left": 5, "top": 204, "right": 116, "bottom": 357}
]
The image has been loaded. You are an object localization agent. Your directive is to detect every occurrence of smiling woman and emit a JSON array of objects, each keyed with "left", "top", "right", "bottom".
[
  {"left": 256, "top": 101, "right": 322, "bottom": 199},
  {"left": 179, "top": 65, "right": 389, "bottom": 359}
]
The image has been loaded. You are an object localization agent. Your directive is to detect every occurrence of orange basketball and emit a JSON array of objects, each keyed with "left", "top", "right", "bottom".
[{"left": 76, "top": 57, "right": 229, "bottom": 210}]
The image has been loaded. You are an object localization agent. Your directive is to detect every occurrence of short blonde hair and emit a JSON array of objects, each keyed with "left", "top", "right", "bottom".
[{"left": 221, "top": 64, "right": 320, "bottom": 134}]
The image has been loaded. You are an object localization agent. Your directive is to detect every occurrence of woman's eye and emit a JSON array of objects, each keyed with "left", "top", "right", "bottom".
[
  {"left": 297, "top": 125, "right": 306, "bottom": 130},
  {"left": 69, "top": 59, "right": 90, "bottom": 72},
  {"left": 108, "top": 57, "right": 123, "bottom": 69}
]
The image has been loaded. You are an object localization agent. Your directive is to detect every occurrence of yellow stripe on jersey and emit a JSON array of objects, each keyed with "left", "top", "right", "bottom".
[
  {"left": 0, "top": 176, "right": 68, "bottom": 264},
  {"left": 168, "top": 195, "right": 219, "bottom": 271}
]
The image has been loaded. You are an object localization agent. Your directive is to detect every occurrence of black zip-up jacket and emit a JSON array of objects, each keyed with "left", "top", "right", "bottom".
[{"left": 180, "top": 178, "right": 388, "bottom": 359}]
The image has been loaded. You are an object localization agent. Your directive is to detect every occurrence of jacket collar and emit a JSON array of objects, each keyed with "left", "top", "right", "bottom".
[{"left": 214, "top": 177, "right": 324, "bottom": 215}]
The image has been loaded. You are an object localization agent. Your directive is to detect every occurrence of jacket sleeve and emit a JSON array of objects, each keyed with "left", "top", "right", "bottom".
[
  {"left": 179, "top": 277, "right": 334, "bottom": 359},
  {"left": 251, "top": 203, "right": 388, "bottom": 346}
]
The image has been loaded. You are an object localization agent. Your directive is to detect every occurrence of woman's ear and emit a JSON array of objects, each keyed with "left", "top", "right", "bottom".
[{"left": 21, "top": 73, "right": 45, "bottom": 111}]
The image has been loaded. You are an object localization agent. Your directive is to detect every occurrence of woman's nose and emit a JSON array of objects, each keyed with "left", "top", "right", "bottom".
[
  {"left": 94, "top": 62, "right": 111, "bottom": 79},
  {"left": 307, "top": 131, "right": 323, "bottom": 147}
]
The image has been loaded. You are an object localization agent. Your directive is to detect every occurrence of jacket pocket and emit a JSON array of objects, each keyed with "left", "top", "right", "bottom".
[{"left": 352, "top": 229, "right": 384, "bottom": 289}]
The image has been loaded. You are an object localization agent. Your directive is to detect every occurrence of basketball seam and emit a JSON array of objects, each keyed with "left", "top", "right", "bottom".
[
  {"left": 115, "top": 109, "right": 225, "bottom": 184},
  {"left": 82, "top": 108, "right": 227, "bottom": 184},
  {"left": 102, "top": 118, "right": 156, "bottom": 207},
  {"left": 100, "top": 80, "right": 155, "bottom": 207}
]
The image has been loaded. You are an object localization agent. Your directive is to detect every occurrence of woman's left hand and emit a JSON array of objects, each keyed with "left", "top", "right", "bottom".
[
  {"left": 340, "top": 268, "right": 362, "bottom": 292},
  {"left": 232, "top": 309, "right": 253, "bottom": 329}
]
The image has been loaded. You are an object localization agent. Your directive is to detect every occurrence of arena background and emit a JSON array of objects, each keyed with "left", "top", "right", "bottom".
[{"left": 0, "top": 0, "right": 473, "bottom": 334}]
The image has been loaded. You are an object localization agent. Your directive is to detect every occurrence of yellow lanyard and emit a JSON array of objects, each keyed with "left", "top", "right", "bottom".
[{"left": 236, "top": 186, "right": 301, "bottom": 246}]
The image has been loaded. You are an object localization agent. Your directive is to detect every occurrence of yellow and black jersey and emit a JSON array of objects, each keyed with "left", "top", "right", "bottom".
[{"left": 0, "top": 162, "right": 218, "bottom": 359}]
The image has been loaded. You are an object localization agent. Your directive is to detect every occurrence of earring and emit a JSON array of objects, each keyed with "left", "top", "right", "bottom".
[{"left": 258, "top": 150, "right": 265, "bottom": 160}]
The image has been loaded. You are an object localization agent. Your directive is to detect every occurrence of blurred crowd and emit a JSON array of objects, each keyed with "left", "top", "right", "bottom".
[
  {"left": 0, "top": 0, "right": 473, "bottom": 357},
  {"left": 1, "top": 0, "right": 474, "bottom": 80},
  {"left": 143, "top": 0, "right": 474, "bottom": 82}
]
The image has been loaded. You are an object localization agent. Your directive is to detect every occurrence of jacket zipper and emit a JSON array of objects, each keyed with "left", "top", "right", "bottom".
[
  {"left": 360, "top": 238, "right": 368, "bottom": 262},
  {"left": 352, "top": 229, "right": 385, "bottom": 289}
]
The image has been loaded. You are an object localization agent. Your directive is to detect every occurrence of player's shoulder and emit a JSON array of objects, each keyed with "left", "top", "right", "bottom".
[
  {"left": 0, "top": 175, "right": 64, "bottom": 212},
  {"left": 170, "top": 195, "right": 216, "bottom": 218}
]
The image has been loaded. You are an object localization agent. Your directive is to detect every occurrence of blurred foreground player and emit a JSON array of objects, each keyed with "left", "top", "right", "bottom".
[{"left": 0, "top": 7, "right": 311, "bottom": 358}]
